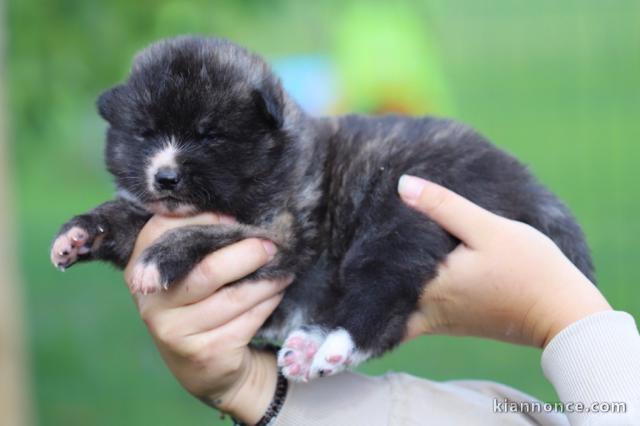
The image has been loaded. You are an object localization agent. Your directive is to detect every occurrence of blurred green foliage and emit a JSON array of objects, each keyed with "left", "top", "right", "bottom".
[{"left": 7, "top": 0, "right": 640, "bottom": 425}]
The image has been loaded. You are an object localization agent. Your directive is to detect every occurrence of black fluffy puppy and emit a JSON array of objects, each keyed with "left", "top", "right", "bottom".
[{"left": 51, "top": 37, "right": 594, "bottom": 382}]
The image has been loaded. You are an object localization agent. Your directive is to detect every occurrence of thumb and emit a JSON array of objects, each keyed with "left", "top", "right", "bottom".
[{"left": 397, "top": 175, "right": 500, "bottom": 248}]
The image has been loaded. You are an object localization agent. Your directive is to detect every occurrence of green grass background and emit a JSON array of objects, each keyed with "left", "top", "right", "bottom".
[{"left": 7, "top": 0, "right": 640, "bottom": 424}]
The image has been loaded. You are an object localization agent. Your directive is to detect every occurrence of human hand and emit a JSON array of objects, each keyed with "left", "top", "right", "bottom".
[
  {"left": 124, "top": 214, "right": 292, "bottom": 423},
  {"left": 398, "top": 175, "right": 611, "bottom": 348}
]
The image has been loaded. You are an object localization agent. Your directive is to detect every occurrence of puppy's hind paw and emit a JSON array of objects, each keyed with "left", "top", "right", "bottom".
[
  {"left": 308, "top": 328, "right": 366, "bottom": 380},
  {"left": 278, "top": 328, "right": 326, "bottom": 382}
]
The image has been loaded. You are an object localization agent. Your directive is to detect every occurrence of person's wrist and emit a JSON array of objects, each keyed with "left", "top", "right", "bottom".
[
  {"left": 217, "top": 349, "right": 278, "bottom": 424},
  {"left": 541, "top": 301, "right": 612, "bottom": 348},
  {"left": 536, "top": 273, "right": 612, "bottom": 348}
]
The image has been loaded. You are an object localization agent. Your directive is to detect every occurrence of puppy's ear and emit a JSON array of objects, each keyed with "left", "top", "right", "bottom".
[
  {"left": 97, "top": 85, "right": 124, "bottom": 124},
  {"left": 252, "top": 82, "right": 284, "bottom": 129}
]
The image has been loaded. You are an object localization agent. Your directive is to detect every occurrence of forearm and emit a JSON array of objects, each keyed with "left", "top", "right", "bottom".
[{"left": 86, "top": 198, "right": 151, "bottom": 266}]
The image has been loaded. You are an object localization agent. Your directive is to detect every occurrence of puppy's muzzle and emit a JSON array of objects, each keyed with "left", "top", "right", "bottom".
[{"left": 154, "top": 167, "right": 181, "bottom": 191}]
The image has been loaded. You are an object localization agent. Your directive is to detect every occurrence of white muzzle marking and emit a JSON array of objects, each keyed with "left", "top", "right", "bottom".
[{"left": 146, "top": 140, "right": 179, "bottom": 194}]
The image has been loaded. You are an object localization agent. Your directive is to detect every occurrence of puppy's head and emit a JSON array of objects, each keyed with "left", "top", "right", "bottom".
[{"left": 98, "top": 36, "right": 291, "bottom": 216}]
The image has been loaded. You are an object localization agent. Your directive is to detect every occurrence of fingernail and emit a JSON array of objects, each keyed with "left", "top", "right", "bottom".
[
  {"left": 261, "top": 240, "right": 278, "bottom": 259},
  {"left": 398, "top": 175, "right": 425, "bottom": 204},
  {"left": 280, "top": 275, "right": 295, "bottom": 287}
]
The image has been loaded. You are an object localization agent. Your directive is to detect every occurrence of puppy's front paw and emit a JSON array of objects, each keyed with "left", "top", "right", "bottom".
[
  {"left": 128, "top": 227, "right": 216, "bottom": 294},
  {"left": 129, "top": 261, "right": 167, "bottom": 295},
  {"left": 51, "top": 221, "right": 105, "bottom": 270}
]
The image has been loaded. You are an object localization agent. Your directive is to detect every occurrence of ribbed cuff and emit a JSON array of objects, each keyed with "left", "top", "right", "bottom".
[{"left": 541, "top": 310, "right": 640, "bottom": 425}]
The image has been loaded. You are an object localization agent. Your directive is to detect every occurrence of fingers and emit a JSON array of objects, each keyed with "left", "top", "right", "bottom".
[
  {"left": 138, "top": 238, "right": 278, "bottom": 310},
  {"left": 173, "top": 293, "right": 284, "bottom": 353},
  {"left": 132, "top": 213, "right": 225, "bottom": 257},
  {"left": 125, "top": 213, "right": 224, "bottom": 280},
  {"left": 216, "top": 292, "right": 285, "bottom": 343},
  {"left": 398, "top": 175, "right": 502, "bottom": 248},
  {"left": 166, "top": 276, "right": 293, "bottom": 335}
]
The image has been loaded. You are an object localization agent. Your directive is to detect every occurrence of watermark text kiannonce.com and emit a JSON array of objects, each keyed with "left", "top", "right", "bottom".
[{"left": 493, "top": 398, "right": 627, "bottom": 414}]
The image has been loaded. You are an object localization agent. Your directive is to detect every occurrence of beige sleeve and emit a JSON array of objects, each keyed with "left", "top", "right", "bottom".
[
  {"left": 273, "top": 371, "right": 570, "bottom": 426},
  {"left": 273, "top": 371, "right": 392, "bottom": 426},
  {"left": 542, "top": 310, "right": 640, "bottom": 425}
]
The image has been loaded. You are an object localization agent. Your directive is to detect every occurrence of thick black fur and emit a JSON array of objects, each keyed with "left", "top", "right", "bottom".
[{"left": 52, "top": 37, "right": 594, "bottom": 363}]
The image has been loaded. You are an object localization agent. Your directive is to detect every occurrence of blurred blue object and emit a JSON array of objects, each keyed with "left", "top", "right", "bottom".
[{"left": 272, "top": 55, "right": 340, "bottom": 116}]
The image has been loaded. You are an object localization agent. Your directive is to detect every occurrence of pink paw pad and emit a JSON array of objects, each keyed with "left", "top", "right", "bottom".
[
  {"left": 50, "top": 226, "right": 94, "bottom": 270},
  {"left": 278, "top": 330, "right": 325, "bottom": 382},
  {"left": 281, "top": 352, "right": 296, "bottom": 366},
  {"left": 326, "top": 355, "right": 344, "bottom": 364},
  {"left": 284, "top": 336, "right": 305, "bottom": 350}
]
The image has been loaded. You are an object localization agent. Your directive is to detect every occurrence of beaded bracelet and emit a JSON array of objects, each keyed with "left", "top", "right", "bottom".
[{"left": 232, "top": 371, "right": 289, "bottom": 426}]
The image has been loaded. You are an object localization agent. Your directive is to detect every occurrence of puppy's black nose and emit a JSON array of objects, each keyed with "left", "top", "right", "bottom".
[{"left": 154, "top": 168, "right": 181, "bottom": 190}]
